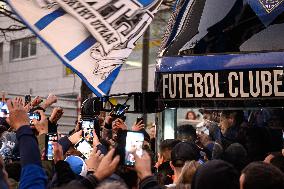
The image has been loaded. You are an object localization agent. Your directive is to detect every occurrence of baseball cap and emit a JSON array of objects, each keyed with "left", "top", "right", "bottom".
[{"left": 171, "top": 141, "right": 200, "bottom": 167}]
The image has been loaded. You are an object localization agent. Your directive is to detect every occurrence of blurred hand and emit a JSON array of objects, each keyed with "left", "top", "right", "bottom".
[
  {"left": 32, "top": 110, "right": 48, "bottom": 135},
  {"left": 24, "top": 102, "right": 32, "bottom": 113},
  {"left": 42, "top": 94, "right": 58, "bottom": 109},
  {"left": 112, "top": 118, "right": 127, "bottom": 131},
  {"left": 155, "top": 153, "right": 164, "bottom": 169},
  {"left": 94, "top": 148, "right": 120, "bottom": 181},
  {"left": 104, "top": 115, "right": 114, "bottom": 125},
  {"left": 133, "top": 150, "right": 152, "bottom": 180},
  {"left": 93, "top": 130, "right": 101, "bottom": 147},
  {"left": 53, "top": 142, "right": 64, "bottom": 163},
  {"left": 31, "top": 96, "right": 43, "bottom": 107},
  {"left": 132, "top": 120, "right": 145, "bottom": 131},
  {"left": 49, "top": 107, "right": 64, "bottom": 124},
  {"left": 85, "top": 147, "right": 104, "bottom": 172},
  {"left": 74, "top": 115, "right": 81, "bottom": 132},
  {"left": 68, "top": 130, "right": 82, "bottom": 144},
  {"left": 7, "top": 98, "right": 29, "bottom": 130}
]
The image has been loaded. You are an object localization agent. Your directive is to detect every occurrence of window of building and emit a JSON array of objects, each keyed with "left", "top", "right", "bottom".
[
  {"left": 0, "top": 43, "right": 3, "bottom": 64},
  {"left": 10, "top": 37, "right": 37, "bottom": 61}
]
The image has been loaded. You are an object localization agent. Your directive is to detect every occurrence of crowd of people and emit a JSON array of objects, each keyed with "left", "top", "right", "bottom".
[{"left": 0, "top": 94, "right": 283, "bottom": 189}]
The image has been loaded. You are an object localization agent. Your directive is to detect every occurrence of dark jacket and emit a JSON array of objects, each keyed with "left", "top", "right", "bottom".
[{"left": 16, "top": 126, "right": 47, "bottom": 189}]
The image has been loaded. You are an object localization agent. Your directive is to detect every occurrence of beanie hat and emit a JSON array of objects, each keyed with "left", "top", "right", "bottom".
[{"left": 65, "top": 155, "right": 87, "bottom": 176}]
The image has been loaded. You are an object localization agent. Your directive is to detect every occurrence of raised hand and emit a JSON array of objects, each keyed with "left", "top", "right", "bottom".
[
  {"left": 133, "top": 150, "right": 152, "bottom": 180},
  {"left": 94, "top": 148, "right": 120, "bottom": 181},
  {"left": 42, "top": 94, "right": 58, "bottom": 109},
  {"left": 132, "top": 120, "right": 145, "bottom": 131},
  {"left": 68, "top": 130, "right": 82, "bottom": 145},
  {"left": 32, "top": 110, "right": 48, "bottom": 135},
  {"left": 53, "top": 142, "right": 64, "bottom": 164},
  {"left": 85, "top": 147, "right": 104, "bottom": 173},
  {"left": 92, "top": 130, "right": 101, "bottom": 147},
  {"left": 7, "top": 98, "right": 29, "bottom": 130},
  {"left": 112, "top": 118, "right": 127, "bottom": 131},
  {"left": 49, "top": 107, "right": 64, "bottom": 124},
  {"left": 31, "top": 96, "right": 43, "bottom": 107}
]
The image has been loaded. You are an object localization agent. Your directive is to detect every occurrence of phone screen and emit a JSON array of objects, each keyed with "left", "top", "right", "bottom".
[
  {"left": 46, "top": 133, "right": 58, "bottom": 160},
  {"left": 136, "top": 117, "right": 143, "bottom": 124},
  {"left": 124, "top": 131, "right": 144, "bottom": 166},
  {"left": 25, "top": 95, "right": 31, "bottom": 106},
  {"left": 82, "top": 120, "right": 94, "bottom": 143},
  {"left": 75, "top": 138, "right": 93, "bottom": 159},
  {"left": 29, "top": 112, "right": 40, "bottom": 120},
  {"left": 29, "top": 112, "right": 40, "bottom": 124}
]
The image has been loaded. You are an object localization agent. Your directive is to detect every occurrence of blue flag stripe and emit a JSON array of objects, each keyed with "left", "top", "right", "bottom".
[
  {"left": 35, "top": 8, "right": 66, "bottom": 31},
  {"left": 137, "top": 0, "right": 155, "bottom": 6},
  {"left": 157, "top": 51, "right": 284, "bottom": 72},
  {"left": 65, "top": 36, "right": 97, "bottom": 61},
  {"left": 98, "top": 65, "right": 122, "bottom": 94}
]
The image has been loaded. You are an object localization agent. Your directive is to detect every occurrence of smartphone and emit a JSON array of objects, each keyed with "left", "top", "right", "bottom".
[
  {"left": 45, "top": 133, "right": 58, "bottom": 160},
  {"left": 136, "top": 117, "right": 143, "bottom": 124},
  {"left": 28, "top": 112, "right": 41, "bottom": 124},
  {"left": 81, "top": 119, "right": 95, "bottom": 143},
  {"left": 25, "top": 95, "right": 31, "bottom": 106},
  {"left": 74, "top": 138, "right": 93, "bottom": 159},
  {"left": 124, "top": 131, "right": 144, "bottom": 166}
]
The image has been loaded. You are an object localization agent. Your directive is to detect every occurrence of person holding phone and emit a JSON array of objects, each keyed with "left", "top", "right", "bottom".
[{"left": 6, "top": 98, "right": 47, "bottom": 188}]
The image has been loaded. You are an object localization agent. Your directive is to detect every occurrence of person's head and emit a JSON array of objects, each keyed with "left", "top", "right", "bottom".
[
  {"left": 219, "top": 110, "right": 244, "bottom": 134},
  {"left": 147, "top": 124, "right": 156, "bottom": 139},
  {"left": 177, "top": 160, "right": 200, "bottom": 185},
  {"left": 223, "top": 143, "right": 248, "bottom": 173},
  {"left": 171, "top": 142, "right": 200, "bottom": 168},
  {"left": 170, "top": 142, "right": 200, "bottom": 184},
  {"left": 159, "top": 139, "right": 180, "bottom": 161},
  {"left": 192, "top": 160, "right": 239, "bottom": 189},
  {"left": 177, "top": 125, "right": 197, "bottom": 142},
  {"left": 185, "top": 111, "right": 197, "bottom": 120},
  {"left": 240, "top": 161, "right": 284, "bottom": 189}
]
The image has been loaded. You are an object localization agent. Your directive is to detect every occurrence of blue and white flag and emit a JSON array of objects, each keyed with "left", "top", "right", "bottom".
[{"left": 7, "top": 0, "right": 162, "bottom": 96}]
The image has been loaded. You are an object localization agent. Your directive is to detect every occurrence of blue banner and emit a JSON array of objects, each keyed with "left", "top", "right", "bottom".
[{"left": 157, "top": 52, "right": 284, "bottom": 72}]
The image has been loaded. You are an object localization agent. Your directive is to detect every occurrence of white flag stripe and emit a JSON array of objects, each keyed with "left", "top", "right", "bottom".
[{"left": 38, "top": 14, "right": 93, "bottom": 56}]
